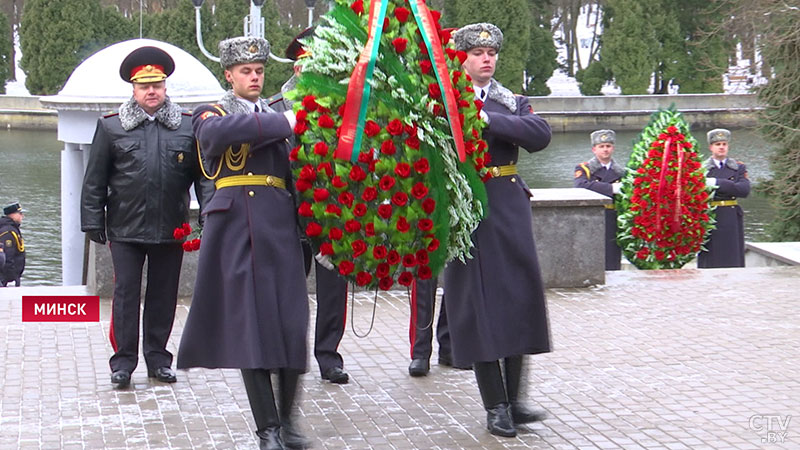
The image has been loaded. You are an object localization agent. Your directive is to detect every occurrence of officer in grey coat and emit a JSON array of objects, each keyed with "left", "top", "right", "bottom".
[
  {"left": 698, "top": 129, "right": 750, "bottom": 268},
  {"left": 176, "top": 37, "right": 309, "bottom": 450},
  {"left": 443, "top": 23, "right": 552, "bottom": 438},
  {"left": 574, "top": 130, "right": 625, "bottom": 270}
]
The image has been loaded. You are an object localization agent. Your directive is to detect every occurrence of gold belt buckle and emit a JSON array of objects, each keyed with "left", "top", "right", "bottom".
[
  {"left": 266, "top": 175, "right": 274, "bottom": 186},
  {"left": 491, "top": 166, "right": 501, "bottom": 177}
]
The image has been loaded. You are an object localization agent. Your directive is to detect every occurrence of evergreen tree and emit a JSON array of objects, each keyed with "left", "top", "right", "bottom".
[
  {"left": 601, "top": 0, "right": 654, "bottom": 94},
  {"left": 443, "top": 0, "right": 533, "bottom": 91},
  {"left": 524, "top": 0, "right": 558, "bottom": 96},
  {"left": 667, "top": 0, "right": 729, "bottom": 93},
  {"left": 0, "top": 10, "right": 11, "bottom": 94}
]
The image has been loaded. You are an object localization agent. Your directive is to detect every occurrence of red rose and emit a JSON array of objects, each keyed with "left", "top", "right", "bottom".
[
  {"left": 353, "top": 203, "right": 367, "bottom": 217},
  {"left": 302, "top": 95, "right": 318, "bottom": 111},
  {"left": 391, "top": 37, "right": 408, "bottom": 53},
  {"left": 362, "top": 187, "right": 378, "bottom": 201},
  {"left": 378, "top": 204, "right": 393, "bottom": 219},
  {"left": 317, "top": 162, "right": 333, "bottom": 178},
  {"left": 325, "top": 204, "right": 342, "bottom": 216},
  {"left": 313, "top": 188, "right": 329, "bottom": 202},
  {"left": 305, "top": 222, "right": 322, "bottom": 237},
  {"left": 316, "top": 242, "right": 332, "bottom": 257},
  {"left": 314, "top": 142, "right": 329, "bottom": 156},
  {"left": 392, "top": 192, "right": 408, "bottom": 207},
  {"left": 419, "top": 60, "right": 432, "bottom": 75},
  {"left": 318, "top": 114, "right": 335, "bottom": 128},
  {"left": 379, "top": 175, "right": 396, "bottom": 191},
  {"left": 394, "top": 6, "right": 410, "bottom": 22},
  {"left": 173, "top": 228, "right": 185, "bottom": 240},
  {"left": 394, "top": 162, "right": 411, "bottom": 178},
  {"left": 349, "top": 166, "right": 367, "bottom": 182},
  {"left": 452, "top": 70, "right": 462, "bottom": 85},
  {"left": 289, "top": 145, "right": 299, "bottom": 161},
  {"left": 428, "top": 83, "right": 441, "bottom": 99},
  {"left": 667, "top": 126, "right": 678, "bottom": 134},
  {"left": 373, "top": 245, "right": 388, "bottom": 260},
  {"left": 383, "top": 17, "right": 390, "bottom": 31},
  {"left": 352, "top": 240, "right": 367, "bottom": 257},
  {"left": 295, "top": 109, "right": 307, "bottom": 122},
  {"left": 299, "top": 165, "right": 316, "bottom": 181},
  {"left": 405, "top": 135, "right": 420, "bottom": 150},
  {"left": 465, "top": 140, "right": 476, "bottom": 155},
  {"left": 414, "top": 158, "right": 429, "bottom": 174},
  {"left": 339, "top": 260, "right": 355, "bottom": 276},
  {"left": 338, "top": 192, "right": 354, "bottom": 207},
  {"left": 417, "top": 265, "right": 432, "bottom": 280},
  {"left": 474, "top": 99, "right": 483, "bottom": 114},
  {"left": 350, "top": 0, "right": 364, "bottom": 15},
  {"left": 440, "top": 29, "right": 452, "bottom": 43},
  {"left": 376, "top": 262, "right": 390, "bottom": 278},
  {"left": 294, "top": 121, "right": 308, "bottom": 135},
  {"left": 432, "top": 104, "right": 443, "bottom": 116},
  {"left": 332, "top": 176, "right": 348, "bottom": 189},
  {"left": 380, "top": 140, "right": 396, "bottom": 156},
  {"left": 398, "top": 271, "right": 414, "bottom": 286},
  {"left": 417, "top": 218, "right": 433, "bottom": 232},
  {"left": 190, "top": 238, "right": 201, "bottom": 251},
  {"left": 430, "top": 9, "right": 441, "bottom": 24},
  {"left": 345, "top": 220, "right": 361, "bottom": 233},
  {"left": 655, "top": 250, "right": 666, "bottom": 261},
  {"left": 445, "top": 47, "right": 456, "bottom": 61},
  {"left": 427, "top": 237, "right": 440, "bottom": 252},
  {"left": 397, "top": 217, "right": 411, "bottom": 233},
  {"left": 456, "top": 50, "right": 467, "bottom": 65},
  {"left": 364, "top": 120, "right": 381, "bottom": 137},
  {"left": 355, "top": 271, "right": 372, "bottom": 286},
  {"left": 379, "top": 276, "right": 394, "bottom": 291},
  {"left": 358, "top": 151, "right": 373, "bottom": 163},
  {"left": 411, "top": 182, "right": 429, "bottom": 199},
  {"left": 387, "top": 250, "right": 401, "bottom": 265},
  {"left": 365, "top": 222, "right": 375, "bottom": 236},
  {"left": 386, "top": 119, "right": 404, "bottom": 136},
  {"left": 329, "top": 227, "right": 343, "bottom": 240},
  {"left": 402, "top": 253, "right": 416, "bottom": 267},
  {"left": 415, "top": 249, "right": 429, "bottom": 265},
  {"left": 295, "top": 178, "right": 312, "bottom": 192},
  {"left": 421, "top": 198, "right": 436, "bottom": 214},
  {"left": 182, "top": 241, "right": 193, "bottom": 251}
]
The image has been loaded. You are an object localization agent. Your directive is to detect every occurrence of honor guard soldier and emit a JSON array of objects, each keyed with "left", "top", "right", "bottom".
[
  {"left": 698, "top": 129, "right": 750, "bottom": 268},
  {"left": 81, "top": 46, "right": 214, "bottom": 388},
  {"left": 0, "top": 202, "right": 25, "bottom": 287},
  {"left": 444, "top": 23, "right": 552, "bottom": 438},
  {"left": 574, "top": 129, "right": 625, "bottom": 270},
  {"left": 176, "top": 36, "right": 310, "bottom": 450}
]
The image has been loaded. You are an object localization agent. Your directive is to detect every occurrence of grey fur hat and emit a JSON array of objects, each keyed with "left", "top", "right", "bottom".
[
  {"left": 219, "top": 37, "right": 270, "bottom": 68},
  {"left": 591, "top": 129, "right": 615, "bottom": 145},
  {"left": 707, "top": 128, "right": 731, "bottom": 144},
  {"left": 453, "top": 23, "right": 503, "bottom": 52}
]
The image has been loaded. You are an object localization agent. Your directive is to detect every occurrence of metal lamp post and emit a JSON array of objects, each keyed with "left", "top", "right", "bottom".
[
  {"left": 304, "top": 0, "right": 317, "bottom": 28},
  {"left": 191, "top": 0, "right": 292, "bottom": 63}
]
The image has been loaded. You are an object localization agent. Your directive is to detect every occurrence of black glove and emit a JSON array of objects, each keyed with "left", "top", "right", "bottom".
[{"left": 87, "top": 230, "right": 107, "bottom": 245}]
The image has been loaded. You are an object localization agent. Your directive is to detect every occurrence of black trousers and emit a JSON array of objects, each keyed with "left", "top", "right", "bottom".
[
  {"left": 313, "top": 261, "right": 348, "bottom": 374},
  {"left": 409, "top": 278, "right": 451, "bottom": 360},
  {"left": 108, "top": 241, "right": 183, "bottom": 372}
]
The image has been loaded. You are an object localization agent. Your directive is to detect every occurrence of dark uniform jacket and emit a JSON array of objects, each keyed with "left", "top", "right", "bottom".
[
  {"left": 0, "top": 216, "right": 24, "bottom": 284},
  {"left": 81, "top": 97, "right": 213, "bottom": 243},
  {"left": 697, "top": 157, "right": 750, "bottom": 268},
  {"left": 443, "top": 80, "right": 552, "bottom": 367},
  {"left": 574, "top": 157, "right": 625, "bottom": 270},
  {"left": 177, "top": 91, "right": 309, "bottom": 372}
]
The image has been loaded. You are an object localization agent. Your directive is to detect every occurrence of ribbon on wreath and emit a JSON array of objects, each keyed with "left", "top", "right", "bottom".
[
  {"left": 654, "top": 137, "right": 686, "bottom": 233},
  {"left": 336, "top": 0, "right": 466, "bottom": 163}
]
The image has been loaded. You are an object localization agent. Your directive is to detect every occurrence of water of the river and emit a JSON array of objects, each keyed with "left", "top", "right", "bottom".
[{"left": 0, "top": 127, "right": 777, "bottom": 286}]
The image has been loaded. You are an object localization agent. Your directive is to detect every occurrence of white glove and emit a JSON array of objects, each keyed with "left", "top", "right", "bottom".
[
  {"left": 315, "top": 252, "right": 334, "bottom": 271},
  {"left": 283, "top": 110, "right": 297, "bottom": 130},
  {"left": 479, "top": 109, "right": 490, "bottom": 124},
  {"left": 611, "top": 183, "right": 621, "bottom": 195},
  {"left": 706, "top": 177, "right": 717, "bottom": 187}
]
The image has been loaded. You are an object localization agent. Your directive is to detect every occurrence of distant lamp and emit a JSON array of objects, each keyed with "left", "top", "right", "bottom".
[
  {"left": 252, "top": 0, "right": 266, "bottom": 6},
  {"left": 304, "top": 0, "right": 317, "bottom": 7},
  {"left": 191, "top": 0, "right": 204, "bottom": 7},
  {"left": 304, "top": 0, "right": 317, "bottom": 27}
]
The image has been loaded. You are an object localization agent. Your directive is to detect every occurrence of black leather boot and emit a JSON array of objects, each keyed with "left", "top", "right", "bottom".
[
  {"left": 474, "top": 361, "right": 516, "bottom": 437},
  {"left": 504, "top": 355, "right": 547, "bottom": 424},
  {"left": 278, "top": 369, "right": 311, "bottom": 449},
  {"left": 241, "top": 369, "right": 286, "bottom": 450}
]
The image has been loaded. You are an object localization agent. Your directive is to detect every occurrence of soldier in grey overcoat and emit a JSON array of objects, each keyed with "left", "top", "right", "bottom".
[
  {"left": 698, "top": 129, "right": 750, "bottom": 268},
  {"left": 176, "top": 37, "right": 309, "bottom": 450},
  {"left": 444, "top": 23, "right": 552, "bottom": 438}
]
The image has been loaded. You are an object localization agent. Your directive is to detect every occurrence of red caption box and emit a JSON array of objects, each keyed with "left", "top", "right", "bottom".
[{"left": 21, "top": 296, "right": 100, "bottom": 322}]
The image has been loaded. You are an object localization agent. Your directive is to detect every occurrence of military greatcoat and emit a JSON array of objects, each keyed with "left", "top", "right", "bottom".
[
  {"left": 697, "top": 157, "right": 750, "bottom": 268},
  {"left": 574, "top": 156, "right": 625, "bottom": 270},
  {"left": 443, "top": 80, "right": 552, "bottom": 367},
  {"left": 177, "top": 92, "right": 309, "bottom": 371}
]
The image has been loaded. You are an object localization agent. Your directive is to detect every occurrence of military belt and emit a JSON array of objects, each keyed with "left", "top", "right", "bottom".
[
  {"left": 215, "top": 174, "right": 286, "bottom": 190},
  {"left": 604, "top": 204, "right": 615, "bottom": 210},
  {"left": 488, "top": 164, "right": 518, "bottom": 177},
  {"left": 710, "top": 199, "right": 738, "bottom": 207}
]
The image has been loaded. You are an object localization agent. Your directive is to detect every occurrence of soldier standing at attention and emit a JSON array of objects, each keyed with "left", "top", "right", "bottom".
[
  {"left": 698, "top": 128, "right": 750, "bottom": 268},
  {"left": 574, "top": 129, "right": 625, "bottom": 270},
  {"left": 443, "top": 23, "right": 553, "bottom": 438},
  {"left": 0, "top": 202, "right": 25, "bottom": 287},
  {"left": 176, "top": 36, "right": 309, "bottom": 450}
]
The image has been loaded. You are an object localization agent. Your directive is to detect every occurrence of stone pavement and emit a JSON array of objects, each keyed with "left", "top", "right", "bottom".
[{"left": 1, "top": 266, "right": 799, "bottom": 449}]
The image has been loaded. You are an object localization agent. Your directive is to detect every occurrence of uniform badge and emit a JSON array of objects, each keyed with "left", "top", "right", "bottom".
[
  {"left": 177, "top": 153, "right": 184, "bottom": 163},
  {"left": 574, "top": 170, "right": 583, "bottom": 178},
  {"left": 4, "top": 239, "right": 11, "bottom": 247},
  {"left": 479, "top": 31, "right": 490, "bottom": 39},
  {"left": 200, "top": 111, "right": 218, "bottom": 120},
  {"left": 249, "top": 45, "right": 258, "bottom": 53}
]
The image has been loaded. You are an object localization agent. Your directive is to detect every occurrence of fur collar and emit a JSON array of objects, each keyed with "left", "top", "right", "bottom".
[
  {"left": 119, "top": 96, "right": 182, "bottom": 131},
  {"left": 217, "top": 90, "right": 275, "bottom": 115},
  {"left": 586, "top": 156, "right": 625, "bottom": 177},
  {"left": 703, "top": 157, "right": 740, "bottom": 171},
  {"left": 486, "top": 79, "right": 517, "bottom": 113}
]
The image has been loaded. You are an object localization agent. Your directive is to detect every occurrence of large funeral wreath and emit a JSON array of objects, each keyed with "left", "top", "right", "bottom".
[
  {"left": 616, "top": 106, "right": 715, "bottom": 269},
  {"left": 288, "top": 0, "right": 491, "bottom": 290}
]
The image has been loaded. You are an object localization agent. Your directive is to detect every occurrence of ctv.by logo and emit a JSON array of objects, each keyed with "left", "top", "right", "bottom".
[{"left": 749, "top": 415, "right": 791, "bottom": 444}]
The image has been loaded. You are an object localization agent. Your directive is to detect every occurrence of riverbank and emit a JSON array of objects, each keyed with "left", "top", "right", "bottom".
[{"left": 0, "top": 93, "right": 762, "bottom": 132}]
